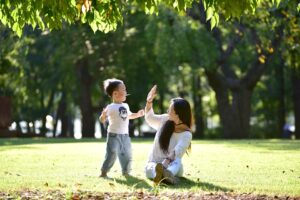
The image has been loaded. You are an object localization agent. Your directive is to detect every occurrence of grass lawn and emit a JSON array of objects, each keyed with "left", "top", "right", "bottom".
[{"left": 0, "top": 138, "right": 300, "bottom": 198}]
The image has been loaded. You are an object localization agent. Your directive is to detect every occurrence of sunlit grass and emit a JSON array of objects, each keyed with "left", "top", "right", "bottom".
[{"left": 0, "top": 138, "right": 299, "bottom": 197}]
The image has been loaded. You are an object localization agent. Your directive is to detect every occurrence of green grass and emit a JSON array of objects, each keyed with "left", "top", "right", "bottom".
[{"left": 0, "top": 138, "right": 300, "bottom": 197}]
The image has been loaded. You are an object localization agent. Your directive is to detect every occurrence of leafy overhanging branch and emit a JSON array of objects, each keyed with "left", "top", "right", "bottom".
[{"left": 0, "top": 0, "right": 284, "bottom": 36}]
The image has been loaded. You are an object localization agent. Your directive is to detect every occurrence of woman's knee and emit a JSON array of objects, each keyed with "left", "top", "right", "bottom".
[
  {"left": 145, "top": 168, "right": 155, "bottom": 179},
  {"left": 144, "top": 162, "right": 157, "bottom": 179}
]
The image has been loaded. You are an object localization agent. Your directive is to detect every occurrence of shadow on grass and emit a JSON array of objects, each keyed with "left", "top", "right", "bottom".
[
  {"left": 0, "top": 138, "right": 102, "bottom": 152},
  {"left": 0, "top": 138, "right": 102, "bottom": 146},
  {"left": 113, "top": 175, "right": 152, "bottom": 189},
  {"left": 0, "top": 137, "right": 153, "bottom": 146},
  {"left": 219, "top": 140, "right": 300, "bottom": 151},
  {"left": 113, "top": 175, "right": 231, "bottom": 193},
  {"left": 170, "top": 177, "right": 232, "bottom": 192},
  {"left": 191, "top": 139, "right": 300, "bottom": 151}
]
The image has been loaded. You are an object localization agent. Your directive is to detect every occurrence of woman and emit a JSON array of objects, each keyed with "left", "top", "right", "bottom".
[{"left": 144, "top": 85, "right": 193, "bottom": 185}]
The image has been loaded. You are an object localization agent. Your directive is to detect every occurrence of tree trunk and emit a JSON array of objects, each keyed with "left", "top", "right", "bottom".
[
  {"left": 16, "top": 120, "right": 22, "bottom": 134},
  {"left": 0, "top": 96, "right": 12, "bottom": 129},
  {"left": 54, "top": 92, "right": 69, "bottom": 137},
  {"left": 188, "top": 1, "right": 283, "bottom": 139},
  {"left": 76, "top": 58, "right": 95, "bottom": 138},
  {"left": 129, "top": 120, "right": 135, "bottom": 137},
  {"left": 41, "top": 116, "right": 47, "bottom": 136},
  {"left": 192, "top": 73, "right": 204, "bottom": 138},
  {"left": 26, "top": 121, "right": 31, "bottom": 134},
  {"left": 216, "top": 87, "right": 252, "bottom": 139},
  {"left": 68, "top": 118, "right": 74, "bottom": 138},
  {"left": 206, "top": 69, "right": 253, "bottom": 139},
  {"left": 40, "top": 90, "right": 55, "bottom": 136},
  {"left": 277, "top": 58, "right": 286, "bottom": 138},
  {"left": 292, "top": 64, "right": 300, "bottom": 139},
  {"left": 32, "top": 122, "right": 36, "bottom": 134},
  {"left": 60, "top": 114, "right": 69, "bottom": 137},
  {"left": 100, "top": 122, "right": 107, "bottom": 138}
]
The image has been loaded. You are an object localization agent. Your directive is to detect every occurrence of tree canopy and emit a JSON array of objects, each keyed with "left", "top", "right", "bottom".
[
  {"left": 0, "top": 0, "right": 290, "bottom": 36},
  {"left": 1, "top": 1, "right": 299, "bottom": 138}
]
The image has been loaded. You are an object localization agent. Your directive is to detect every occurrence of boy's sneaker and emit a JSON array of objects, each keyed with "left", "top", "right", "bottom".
[
  {"left": 123, "top": 172, "right": 132, "bottom": 177},
  {"left": 153, "top": 163, "right": 164, "bottom": 184},
  {"left": 99, "top": 174, "right": 113, "bottom": 180},
  {"left": 162, "top": 169, "right": 179, "bottom": 185},
  {"left": 99, "top": 171, "right": 113, "bottom": 180}
]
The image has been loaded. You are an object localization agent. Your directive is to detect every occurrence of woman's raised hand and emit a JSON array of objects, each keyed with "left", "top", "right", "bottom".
[{"left": 147, "top": 85, "right": 157, "bottom": 103}]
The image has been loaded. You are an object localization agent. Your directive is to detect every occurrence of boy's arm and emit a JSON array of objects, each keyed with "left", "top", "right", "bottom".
[
  {"left": 99, "top": 107, "right": 108, "bottom": 123},
  {"left": 128, "top": 109, "right": 144, "bottom": 120}
]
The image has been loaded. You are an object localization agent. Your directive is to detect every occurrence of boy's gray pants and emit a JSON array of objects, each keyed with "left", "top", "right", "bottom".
[{"left": 101, "top": 133, "right": 132, "bottom": 174}]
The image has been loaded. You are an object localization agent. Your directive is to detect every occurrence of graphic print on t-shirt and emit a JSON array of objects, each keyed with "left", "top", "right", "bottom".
[{"left": 119, "top": 106, "right": 128, "bottom": 121}]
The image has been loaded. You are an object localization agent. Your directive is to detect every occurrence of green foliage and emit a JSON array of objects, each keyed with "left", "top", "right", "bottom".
[
  {"left": 0, "top": 1, "right": 78, "bottom": 37},
  {"left": 145, "top": 7, "right": 218, "bottom": 71},
  {"left": 280, "top": 1, "right": 300, "bottom": 71},
  {"left": 0, "top": 0, "right": 285, "bottom": 36}
]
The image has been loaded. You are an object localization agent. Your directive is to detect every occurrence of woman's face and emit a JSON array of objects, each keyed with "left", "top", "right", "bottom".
[{"left": 167, "top": 103, "right": 179, "bottom": 123}]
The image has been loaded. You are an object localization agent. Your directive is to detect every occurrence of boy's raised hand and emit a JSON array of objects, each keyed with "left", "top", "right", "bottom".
[{"left": 147, "top": 85, "right": 157, "bottom": 103}]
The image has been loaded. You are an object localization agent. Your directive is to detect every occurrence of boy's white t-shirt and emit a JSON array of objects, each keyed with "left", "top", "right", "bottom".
[{"left": 106, "top": 103, "right": 132, "bottom": 134}]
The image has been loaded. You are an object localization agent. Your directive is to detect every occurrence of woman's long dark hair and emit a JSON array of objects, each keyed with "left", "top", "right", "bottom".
[{"left": 159, "top": 98, "right": 192, "bottom": 153}]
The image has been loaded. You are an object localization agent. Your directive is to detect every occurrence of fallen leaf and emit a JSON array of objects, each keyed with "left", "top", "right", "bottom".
[
  {"left": 109, "top": 182, "right": 115, "bottom": 187},
  {"left": 58, "top": 183, "right": 66, "bottom": 188},
  {"left": 72, "top": 194, "right": 80, "bottom": 200},
  {"left": 4, "top": 171, "right": 12, "bottom": 175}
]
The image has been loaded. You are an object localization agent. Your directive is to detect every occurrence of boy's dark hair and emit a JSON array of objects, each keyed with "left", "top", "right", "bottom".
[{"left": 103, "top": 79, "right": 123, "bottom": 97}]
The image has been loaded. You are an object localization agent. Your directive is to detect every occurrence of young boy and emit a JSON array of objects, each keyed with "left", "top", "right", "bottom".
[{"left": 99, "top": 78, "right": 144, "bottom": 177}]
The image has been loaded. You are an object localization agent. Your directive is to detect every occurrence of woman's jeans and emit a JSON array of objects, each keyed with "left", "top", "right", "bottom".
[
  {"left": 145, "top": 158, "right": 183, "bottom": 179},
  {"left": 101, "top": 133, "right": 132, "bottom": 175}
]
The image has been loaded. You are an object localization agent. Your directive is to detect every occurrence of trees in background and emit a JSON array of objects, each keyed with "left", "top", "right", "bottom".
[
  {"left": 187, "top": 2, "right": 284, "bottom": 138},
  {"left": 0, "top": 1, "right": 299, "bottom": 139},
  {"left": 281, "top": 2, "right": 300, "bottom": 139}
]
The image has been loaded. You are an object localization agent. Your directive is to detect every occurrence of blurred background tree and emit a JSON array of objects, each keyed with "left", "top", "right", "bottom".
[{"left": 0, "top": 0, "right": 299, "bottom": 139}]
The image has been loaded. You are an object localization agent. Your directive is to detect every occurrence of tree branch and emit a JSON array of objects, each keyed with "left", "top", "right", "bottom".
[
  {"left": 242, "top": 25, "right": 284, "bottom": 89},
  {"left": 218, "top": 22, "right": 244, "bottom": 81}
]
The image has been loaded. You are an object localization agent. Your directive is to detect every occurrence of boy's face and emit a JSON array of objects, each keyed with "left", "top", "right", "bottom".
[{"left": 113, "top": 83, "right": 127, "bottom": 102}]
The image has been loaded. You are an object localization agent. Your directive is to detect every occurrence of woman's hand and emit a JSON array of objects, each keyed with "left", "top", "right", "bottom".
[
  {"left": 147, "top": 85, "right": 157, "bottom": 103},
  {"left": 145, "top": 85, "right": 157, "bottom": 112},
  {"left": 162, "top": 151, "right": 175, "bottom": 168},
  {"left": 167, "top": 150, "right": 175, "bottom": 160}
]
